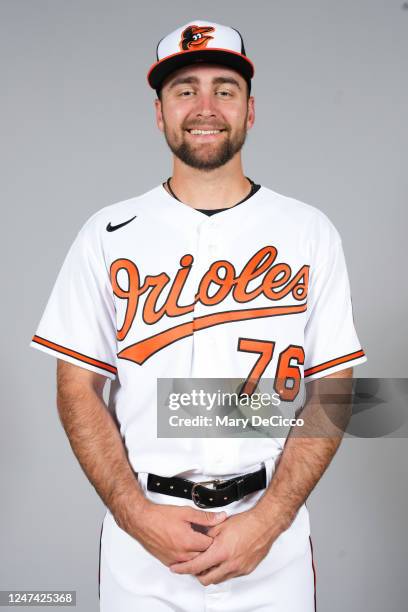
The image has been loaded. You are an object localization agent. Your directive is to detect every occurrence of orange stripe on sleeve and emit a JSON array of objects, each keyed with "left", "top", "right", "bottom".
[
  {"left": 304, "top": 349, "right": 365, "bottom": 377},
  {"left": 31, "top": 335, "right": 117, "bottom": 375}
]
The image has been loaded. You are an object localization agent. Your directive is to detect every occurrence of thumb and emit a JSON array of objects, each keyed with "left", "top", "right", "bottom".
[
  {"left": 185, "top": 508, "right": 227, "bottom": 526},
  {"left": 206, "top": 523, "right": 223, "bottom": 538}
]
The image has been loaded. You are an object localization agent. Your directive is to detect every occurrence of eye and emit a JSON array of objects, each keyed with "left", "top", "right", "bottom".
[
  {"left": 178, "top": 89, "right": 195, "bottom": 97},
  {"left": 216, "top": 90, "right": 233, "bottom": 97},
  {"left": 192, "top": 33, "right": 202, "bottom": 40}
]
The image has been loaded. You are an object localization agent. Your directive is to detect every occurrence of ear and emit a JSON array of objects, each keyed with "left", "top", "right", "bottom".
[
  {"left": 246, "top": 96, "right": 255, "bottom": 131},
  {"left": 155, "top": 98, "right": 164, "bottom": 132}
]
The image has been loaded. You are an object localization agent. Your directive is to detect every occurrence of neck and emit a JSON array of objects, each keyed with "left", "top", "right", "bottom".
[{"left": 166, "top": 155, "right": 251, "bottom": 210}]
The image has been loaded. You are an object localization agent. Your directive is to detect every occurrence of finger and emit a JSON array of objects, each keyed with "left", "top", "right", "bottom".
[
  {"left": 206, "top": 523, "right": 224, "bottom": 538},
  {"left": 174, "top": 551, "right": 201, "bottom": 564},
  {"left": 188, "top": 531, "right": 214, "bottom": 552},
  {"left": 197, "top": 563, "right": 221, "bottom": 577},
  {"left": 184, "top": 508, "right": 227, "bottom": 527},
  {"left": 197, "top": 564, "right": 235, "bottom": 586},
  {"left": 170, "top": 546, "right": 222, "bottom": 575}
]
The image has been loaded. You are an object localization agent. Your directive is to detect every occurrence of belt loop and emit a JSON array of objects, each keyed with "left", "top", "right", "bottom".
[
  {"left": 236, "top": 477, "right": 245, "bottom": 499},
  {"left": 264, "top": 458, "right": 275, "bottom": 487},
  {"left": 137, "top": 472, "right": 148, "bottom": 494}
]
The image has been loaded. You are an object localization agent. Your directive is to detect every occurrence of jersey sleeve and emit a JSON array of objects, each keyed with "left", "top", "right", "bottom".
[
  {"left": 303, "top": 222, "right": 367, "bottom": 381},
  {"left": 29, "top": 213, "right": 118, "bottom": 380}
]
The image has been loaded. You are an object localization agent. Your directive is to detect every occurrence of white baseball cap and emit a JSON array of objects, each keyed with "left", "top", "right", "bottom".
[{"left": 147, "top": 20, "right": 254, "bottom": 92}]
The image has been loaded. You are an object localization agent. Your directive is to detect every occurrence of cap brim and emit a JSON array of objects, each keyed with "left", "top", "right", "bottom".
[{"left": 147, "top": 48, "right": 254, "bottom": 90}]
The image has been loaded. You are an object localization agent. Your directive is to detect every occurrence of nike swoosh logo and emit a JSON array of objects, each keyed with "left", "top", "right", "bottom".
[{"left": 106, "top": 215, "right": 137, "bottom": 232}]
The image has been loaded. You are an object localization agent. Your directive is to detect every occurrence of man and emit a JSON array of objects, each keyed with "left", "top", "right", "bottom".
[{"left": 30, "top": 20, "right": 367, "bottom": 611}]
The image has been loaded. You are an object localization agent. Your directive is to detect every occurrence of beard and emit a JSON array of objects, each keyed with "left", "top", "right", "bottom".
[{"left": 162, "top": 115, "right": 248, "bottom": 171}]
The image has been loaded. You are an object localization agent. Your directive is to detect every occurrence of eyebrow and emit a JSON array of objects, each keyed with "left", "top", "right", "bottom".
[{"left": 167, "top": 75, "right": 241, "bottom": 90}]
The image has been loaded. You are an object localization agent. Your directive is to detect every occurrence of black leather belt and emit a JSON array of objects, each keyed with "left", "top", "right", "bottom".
[{"left": 147, "top": 465, "right": 267, "bottom": 509}]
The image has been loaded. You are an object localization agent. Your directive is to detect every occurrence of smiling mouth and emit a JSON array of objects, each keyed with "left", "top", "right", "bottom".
[{"left": 185, "top": 129, "right": 226, "bottom": 135}]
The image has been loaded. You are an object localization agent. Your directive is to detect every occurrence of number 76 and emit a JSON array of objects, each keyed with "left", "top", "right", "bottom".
[{"left": 238, "top": 338, "right": 304, "bottom": 401}]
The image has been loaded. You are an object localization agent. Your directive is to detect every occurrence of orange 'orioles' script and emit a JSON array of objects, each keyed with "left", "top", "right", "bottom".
[{"left": 110, "top": 246, "right": 309, "bottom": 365}]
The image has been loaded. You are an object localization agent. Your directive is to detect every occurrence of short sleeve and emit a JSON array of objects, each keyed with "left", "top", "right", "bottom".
[
  {"left": 29, "top": 214, "right": 118, "bottom": 380},
  {"left": 303, "top": 227, "right": 367, "bottom": 381}
]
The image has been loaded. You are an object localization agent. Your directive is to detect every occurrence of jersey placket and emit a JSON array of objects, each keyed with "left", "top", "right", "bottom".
[
  {"left": 190, "top": 214, "right": 222, "bottom": 378},
  {"left": 189, "top": 214, "right": 240, "bottom": 474}
]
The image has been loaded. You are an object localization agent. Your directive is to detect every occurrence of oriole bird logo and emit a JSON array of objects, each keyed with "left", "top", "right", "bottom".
[{"left": 179, "top": 25, "right": 215, "bottom": 51}]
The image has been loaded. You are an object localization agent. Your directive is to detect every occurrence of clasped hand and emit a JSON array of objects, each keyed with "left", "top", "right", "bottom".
[
  {"left": 128, "top": 500, "right": 276, "bottom": 587},
  {"left": 170, "top": 506, "right": 275, "bottom": 586}
]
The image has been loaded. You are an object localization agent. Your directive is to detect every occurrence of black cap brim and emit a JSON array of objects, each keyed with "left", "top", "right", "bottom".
[{"left": 147, "top": 48, "right": 254, "bottom": 91}]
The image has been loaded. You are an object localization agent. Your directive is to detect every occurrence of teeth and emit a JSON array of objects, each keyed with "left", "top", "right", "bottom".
[{"left": 189, "top": 129, "right": 222, "bottom": 135}]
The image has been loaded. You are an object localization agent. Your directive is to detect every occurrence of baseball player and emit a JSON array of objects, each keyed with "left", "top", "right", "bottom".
[{"left": 30, "top": 20, "right": 367, "bottom": 612}]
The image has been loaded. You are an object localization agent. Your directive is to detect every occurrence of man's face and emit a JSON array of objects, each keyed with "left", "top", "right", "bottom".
[{"left": 155, "top": 64, "right": 255, "bottom": 171}]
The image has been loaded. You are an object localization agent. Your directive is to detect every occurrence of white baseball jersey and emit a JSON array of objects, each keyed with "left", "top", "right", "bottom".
[{"left": 30, "top": 183, "right": 367, "bottom": 478}]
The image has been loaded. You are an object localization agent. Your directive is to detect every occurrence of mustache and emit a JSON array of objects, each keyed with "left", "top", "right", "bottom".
[{"left": 183, "top": 124, "right": 229, "bottom": 131}]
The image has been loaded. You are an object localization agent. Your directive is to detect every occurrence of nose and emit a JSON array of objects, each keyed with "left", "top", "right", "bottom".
[{"left": 194, "top": 91, "right": 217, "bottom": 118}]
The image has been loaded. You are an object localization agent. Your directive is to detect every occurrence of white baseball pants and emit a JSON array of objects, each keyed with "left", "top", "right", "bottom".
[{"left": 99, "top": 459, "right": 316, "bottom": 611}]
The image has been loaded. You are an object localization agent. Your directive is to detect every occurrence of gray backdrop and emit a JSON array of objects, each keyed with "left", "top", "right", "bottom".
[{"left": 1, "top": 0, "right": 407, "bottom": 610}]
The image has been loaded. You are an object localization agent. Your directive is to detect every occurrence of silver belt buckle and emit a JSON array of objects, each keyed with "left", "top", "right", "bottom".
[{"left": 191, "top": 479, "right": 225, "bottom": 508}]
